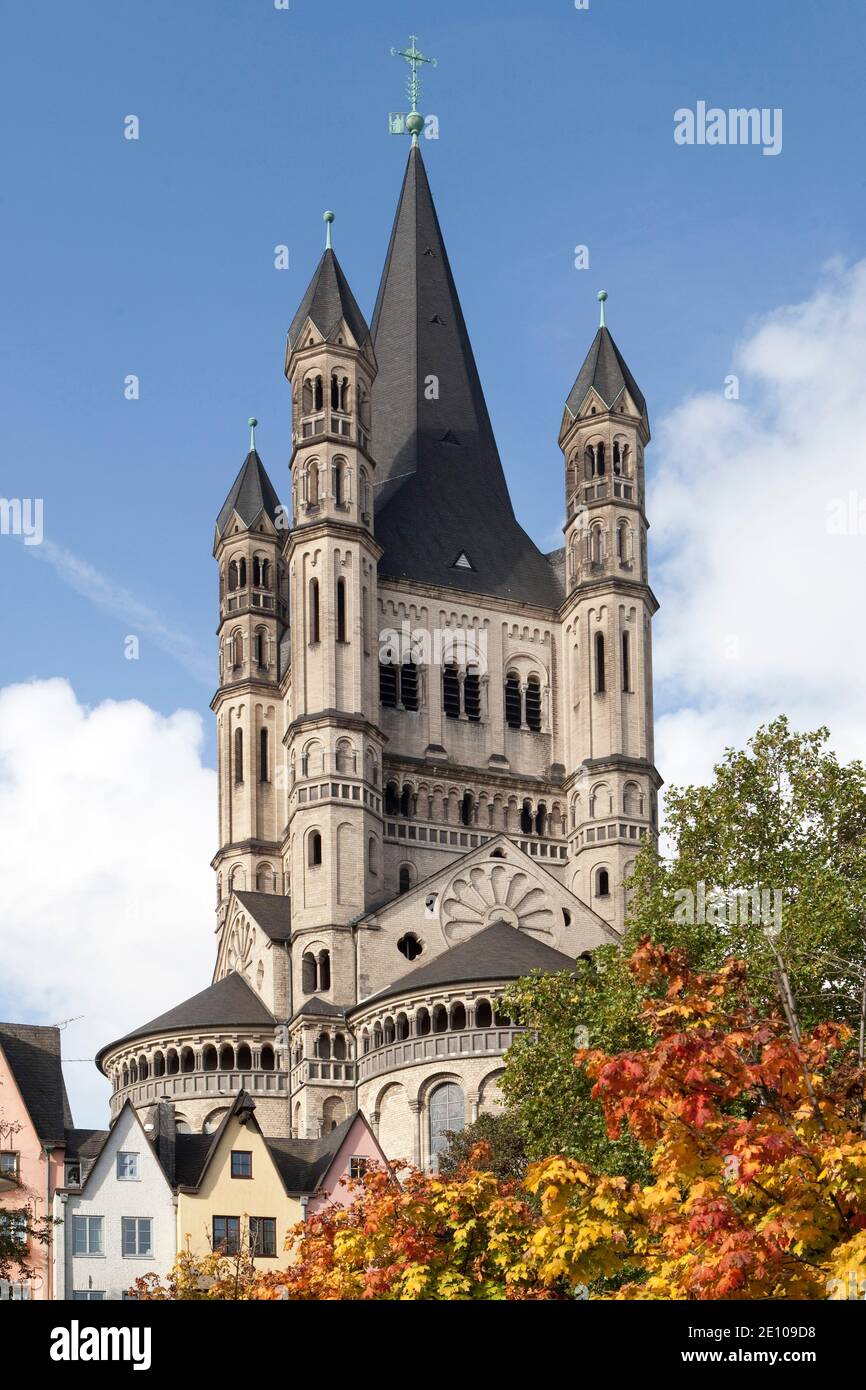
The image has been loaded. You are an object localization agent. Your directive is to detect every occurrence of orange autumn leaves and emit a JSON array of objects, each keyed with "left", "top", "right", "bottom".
[{"left": 254, "top": 943, "right": 866, "bottom": 1300}]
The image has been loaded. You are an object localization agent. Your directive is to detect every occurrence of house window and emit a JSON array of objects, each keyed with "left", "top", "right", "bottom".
[
  {"left": 0, "top": 1152, "right": 19, "bottom": 1181},
  {"left": 116, "top": 1152, "right": 139, "bottom": 1181},
  {"left": 230, "top": 1151, "right": 252, "bottom": 1179},
  {"left": 213, "top": 1216, "right": 241, "bottom": 1255},
  {"left": 121, "top": 1217, "right": 153, "bottom": 1258},
  {"left": 72, "top": 1214, "right": 104, "bottom": 1256},
  {"left": 64, "top": 1162, "right": 81, "bottom": 1187},
  {"left": 349, "top": 1157, "right": 370, "bottom": 1180},
  {"left": 250, "top": 1217, "right": 276, "bottom": 1258},
  {"left": 72, "top": 1291, "right": 105, "bottom": 1301},
  {"left": 0, "top": 1211, "right": 27, "bottom": 1247}
]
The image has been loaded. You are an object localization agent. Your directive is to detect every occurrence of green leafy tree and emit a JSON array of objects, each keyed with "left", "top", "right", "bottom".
[
  {"left": 437, "top": 1111, "right": 528, "bottom": 1183},
  {"left": 501, "top": 718, "right": 866, "bottom": 1168}
]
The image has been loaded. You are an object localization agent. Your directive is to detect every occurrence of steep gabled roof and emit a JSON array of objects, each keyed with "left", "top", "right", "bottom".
[
  {"left": 370, "top": 146, "right": 562, "bottom": 609},
  {"left": 96, "top": 972, "right": 276, "bottom": 1070},
  {"left": 215, "top": 449, "right": 283, "bottom": 542},
  {"left": 0, "top": 1023, "right": 73, "bottom": 1146},
  {"left": 287, "top": 247, "right": 371, "bottom": 353},
  {"left": 234, "top": 891, "right": 292, "bottom": 943},
  {"left": 354, "top": 920, "right": 577, "bottom": 1009},
  {"left": 565, "top": 325, "right": 648, "bottom": 428}
]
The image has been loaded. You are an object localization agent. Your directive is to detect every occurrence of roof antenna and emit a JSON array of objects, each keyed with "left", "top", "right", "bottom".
[
  {"left": 598, "top": 289, "right": 608, "bottom": 329},
  {"left": 248, "top": 416, "right": 258, "bottom": 452},
  {"left": 324, "top": 209, "right": 335, "bottom": 250}
]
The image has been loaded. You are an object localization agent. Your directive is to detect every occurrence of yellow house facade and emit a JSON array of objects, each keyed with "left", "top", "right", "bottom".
[{"left": 175, "top": 1094, "right": 302, "bottom": 1272}]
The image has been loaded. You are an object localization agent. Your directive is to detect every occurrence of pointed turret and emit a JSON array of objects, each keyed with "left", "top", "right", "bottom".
[
  {"left": 370, "top": 145, "right": 560, "bottom": 607},
  {"left": 215, "top": 428, "right": 283, "bottom": 546},
  {"left": 286, "top": 247, "right": 371, "bottom": 359},
  {"left": 563, "top": 324, "right": 649, "bottom": 431}
]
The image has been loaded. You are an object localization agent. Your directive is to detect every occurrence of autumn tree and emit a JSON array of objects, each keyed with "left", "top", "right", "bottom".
[
  {"left": 133, "top": 1238, "right": 264, "bottom": 1301},
  {"left": 502, "top": 719, "right": 866, "bottom": 1168},
  {"left": 526, "top": 941, "right": 866, "bottom": 1299},
  {"left": 437, "top": 1111, "right": 528, "bottom": 1183}
]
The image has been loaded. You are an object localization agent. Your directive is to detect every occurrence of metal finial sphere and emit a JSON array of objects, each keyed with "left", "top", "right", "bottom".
[
  {"left": 248, "top": 417, "right": 258, "bottom": 428},
  {"left": 597, "top": 290, "right": 608, "bottom": 302}
]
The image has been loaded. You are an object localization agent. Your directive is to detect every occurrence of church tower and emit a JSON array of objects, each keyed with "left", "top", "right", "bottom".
[
  {"left": 212, "top": 428, "right": 288, "bottom": 928},
  {"left": 283, "top": 220, "right": 386, "bottom": 1137},
  {"left": 559, "top": 293, "right": 661, "bottom": 932}
]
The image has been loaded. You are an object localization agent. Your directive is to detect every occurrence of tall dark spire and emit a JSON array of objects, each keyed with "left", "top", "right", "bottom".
[{"left": 370, "top": 145, "right": 561, "bottom": 607}]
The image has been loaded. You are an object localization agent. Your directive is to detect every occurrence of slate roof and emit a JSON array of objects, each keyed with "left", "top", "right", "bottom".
[
  {"left": 287, "top": 248, "right": 371, "bottom": 353},
  {"left": 267, "top": 1111, "right": 358, "bottom": 1193},
  {"left": 62, "top": 1127, "right": 110, "bottom": 1183},
  {"left": 234, "top": 890, "right": 292, "bottom": 943},
  {"left": 355, "top": 920, "right": 577, "bottom": 1009},
  {"left": 215, "top": 449, "right": 283, "bottom": 541},
  {"left": 173, "top": 1133, "right": 213, "bottom": 1189},
  {"left": 0, "top": 1023, "right": 74, "bottom": 1146},
  {"left": 565, "top": 326, "right": 648, "bottom": 428},
  {"left": 96, "top": 972, "right": 276, "bottom": 1069},
  {"left": 370, "top": 146, "right": 563, "bottom": 609},
  {"left": 289, "top": 996, "right": 346, "bottom": 1023}
]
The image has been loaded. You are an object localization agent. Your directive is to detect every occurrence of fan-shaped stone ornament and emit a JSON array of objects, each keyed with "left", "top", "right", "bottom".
[
  {"left": 438, "top": 862, "right": 556, "bottom": 943},
  {"left": 226, "top": 916, "right": 255, "bottom": 977}
]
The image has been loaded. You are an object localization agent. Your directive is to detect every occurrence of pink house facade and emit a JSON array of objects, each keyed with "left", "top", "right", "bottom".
[
  {"left": 304, "top": 1111, "right": 393, "bottom": 1217},
  {"left": 0, "top": 1024, "right": 71, "bottom": 1301}
]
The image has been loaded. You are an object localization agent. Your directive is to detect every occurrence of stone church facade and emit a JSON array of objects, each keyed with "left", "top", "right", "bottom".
[{"left": 97, "top": 145, "right": 660, "bottom": 1170}]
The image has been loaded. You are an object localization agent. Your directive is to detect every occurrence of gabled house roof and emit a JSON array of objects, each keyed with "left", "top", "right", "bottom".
[{"left": 0, "top": 1022, "right": 73, "bottom": 1147}]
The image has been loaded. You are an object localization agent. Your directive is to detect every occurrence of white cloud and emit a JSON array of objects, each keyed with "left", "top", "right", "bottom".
[
  {"left": 0, "top": 679, "right": 215, "bottom": 1128},
  {"left": 651, "top": 258, "right": 866, "bottom": 793}
]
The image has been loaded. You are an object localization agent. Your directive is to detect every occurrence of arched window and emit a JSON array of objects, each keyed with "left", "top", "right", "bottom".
[
  {"left": 309, "top": 578, "right": 320, "bottom": 644},
  {"left": 400, "top": 785, "right": 413, "bottom": 818},
  {"left": 368, "top": 835, "right": 379, "bottom": 875},
  {"left": 219, "top": 1044, "right": 235, "bottom": 1071},
  {"left": 306, "top": 460, "right": 320, "bottom": 506},
  {"left": 180, "top": 1048, "right": 194, "bottom": 1075},
  {"left": 624, "top": 782, "right": 642, "bottom": 816},
  {"left": 333, "top": 1033, "right": 347, "bottom": 1060},
  {"left": 520, "top": 802, "right": 533, "bottom": 835},
  {"left": 302, "top": 952, "right": 317, "bottom": 993},
  {"left": 463, "top": 667, "right": 481, "bottom": 721},
  {"left": 401, "top": 657, "right": 419, "bottom": 711},
  {"left": 416, "top": 1007, "right": 431, "bottom": 1036},
  {"left": 260, "top": 1044, "right": 275, "bottom": 1071},
  {"left": 308, "top": 830, "right": 323, "bottom": 867},
  {"left": 336, "top": 577, "right": 347, "bottom": 643},
  {"left": 153, "top": 1051, "right": 165, "bottom": 1078},
  {"left": 318, "top": 949, "right": 331, "bottom": 992},
  {"left": 233, "top": 728, "right": 244, "bottom": 784},
  {"left": 475, "top": 999, "right": 493, "bottom": 1028},
  {"left": 333, "top": 457, "right": 348, "bottom": 507},
  {"left": 432, "top": 1005, "right": 448, "bottom": 1034},
  {"left": 429, "top": 1082, "right": 465, "bottom": 1169},
  {"left": 535, "top": 803, "right": 547, "bottom": 836},
  {"left": 617, "top": 520, "right": 629, "bottom": 564},
  {"left": 621, "top": 630, "right": 631, "bottom": 692},
  {"left": 254, "top": 628, "right": 266, "bottom": 667},
  {"left": 596, "top": 440, "right": 606, "bottom": 476},
  {"left": 232, "top": 631, "right": 243, "bottom": 669},
  {"left": 259, "top": 728, "right": 269, "bottom": 783},
  {"left": 442, "top": 664, "right": 460, "bottom": 719},
  {"left": 504, "top": 671, "right": 522, "bottom": 729},
  {"left": 460, "top": 792, "right": 473, "bottom": 827},
  {"left": 379, "top": 661, "right": 398, "bottom": 707},
  {"left": 316, "top": 1033, "right": 331, "bottom": 1061},
  {"left": 595, "top": 631, "right": 606, "bottom": 694},
  {"left": 596, "top": 868, "right": 610, "bottom": 898},
  {"left": 398, "top": 864, "right": 413, "bottom": 895},
  {"left": 590, "top": 524, "right": 604, "bottom": 566},
  {"left": 202, "top": 1046, "right": 217, "bottom": 1073},
  {"left": 525, "top": 675, "right": 542, "bottom": 732},
  {"left": 336, "top": 739, "right": 354, "bottom": 774},
  {"left": 449, "top": 1002, "right": 467, "bottom": 1031},
  {"left": 584, "top": 444, "right": 595, "bottom": 480},
  {"left": 384, "top": 781, "right": 399, "bottom": 816}
]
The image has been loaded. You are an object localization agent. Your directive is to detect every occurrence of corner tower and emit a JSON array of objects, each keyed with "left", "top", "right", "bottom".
[
  {"left": 559, "top": 293, "right": 661, "bottom": 932},
  {"left": 283, "top": 219, "right": 385, "bottom": 1135},
  {"left": 212, "top": 425, "right": 288, "bottom": 928}
]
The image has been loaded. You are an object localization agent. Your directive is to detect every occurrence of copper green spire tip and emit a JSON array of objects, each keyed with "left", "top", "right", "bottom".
[
  {"left": 391, "top": 35, "right": 437, "bottom": 145},
  {"left": 598, "top": 290, "right": 608, "bottom": 328},
  {"left": 324, "top": 210, "right": 335, "bottom": 249},
  {"left": 248, "top": 417, "right": 258, "bottom": 452}
]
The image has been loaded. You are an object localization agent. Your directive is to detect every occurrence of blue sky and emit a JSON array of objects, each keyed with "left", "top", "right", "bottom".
[
  {"left": 4, "top": 0, "right": 866, "bottom": 1123},
  {"left": 2, "top": 0, "right": 862, "bottom": 722}
]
